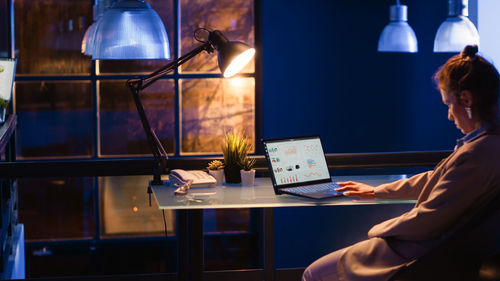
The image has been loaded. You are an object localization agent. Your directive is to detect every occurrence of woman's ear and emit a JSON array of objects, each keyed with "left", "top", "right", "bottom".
[{"left": 459, "top": 90, "right": 474, "bottom": 107}]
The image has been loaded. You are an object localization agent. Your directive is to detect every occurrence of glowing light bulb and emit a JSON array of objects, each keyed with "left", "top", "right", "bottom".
[{"left": 223, "top": 48, "right": 255, "bottom": 78}]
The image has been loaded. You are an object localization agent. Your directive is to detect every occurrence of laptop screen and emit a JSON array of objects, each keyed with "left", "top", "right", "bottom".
[{"left": 263, "top": 136, "right": 331, "bottom": 187}]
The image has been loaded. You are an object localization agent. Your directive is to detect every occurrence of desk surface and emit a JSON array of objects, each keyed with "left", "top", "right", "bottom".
[{"left": 152, "top": 174, "right": 415, "bottom": 209}]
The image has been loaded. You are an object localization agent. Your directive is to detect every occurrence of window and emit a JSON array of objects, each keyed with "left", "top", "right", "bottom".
[{"left": 13, "top": 0, "right": 257, "bottom": 276}]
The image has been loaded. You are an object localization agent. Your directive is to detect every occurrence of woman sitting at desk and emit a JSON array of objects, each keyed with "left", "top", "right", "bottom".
[{"left": 302, "top": 45, "right": 500, "bottom": 281}]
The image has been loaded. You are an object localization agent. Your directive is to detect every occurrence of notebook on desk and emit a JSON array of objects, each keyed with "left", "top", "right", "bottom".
[{"left": 262, "top": 135, "right": 343, "bottom": 200}]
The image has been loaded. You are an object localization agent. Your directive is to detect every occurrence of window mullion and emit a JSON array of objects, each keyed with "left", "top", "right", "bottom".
[{"left": 174, "top": 0, "right": 181, "bottom": 157}]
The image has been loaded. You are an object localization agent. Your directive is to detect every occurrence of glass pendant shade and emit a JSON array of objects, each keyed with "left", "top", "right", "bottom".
[
  {"left": 81, "top": 21, "right": 97, "bottom": 55},
  {"left": 92, "top": 0, "right": 170, "bottom": 60},
  {"left": 378, "top": 4, "right": 418, "bottom": 53},
  {"left": 81, "top": 0, "right": 108, "bottom": 56},
  {"left": 433, "top": 16, "right": 479, "bottom": 52},
  {"left": 433, "top": 0, "right": 479, "bottom": 52}
]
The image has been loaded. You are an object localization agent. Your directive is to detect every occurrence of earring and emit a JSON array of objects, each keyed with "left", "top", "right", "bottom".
[{"left": 465, "top": 107, "right": 472, "bottom": 119}]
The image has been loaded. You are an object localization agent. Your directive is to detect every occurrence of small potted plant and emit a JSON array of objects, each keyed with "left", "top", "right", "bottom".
[
  {"left": 240, "top": 156, "right": 256, "bottom": 186},
  {"left": 221, "top": 131, "right": 252, "bottom": 184},
  {"left": 207, "top": 160, "right": 224, "bottom": 185}
]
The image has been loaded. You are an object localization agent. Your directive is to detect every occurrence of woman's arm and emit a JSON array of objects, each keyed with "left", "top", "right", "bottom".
[
  {"left": 337, "top": 170, "right": 433, "bottom": 200},
  {"left": 374, "top": 170, "right": 433, "bottom": 200},
  {"left": 368, "top": 151, "right": 495, "bottom": 240}
]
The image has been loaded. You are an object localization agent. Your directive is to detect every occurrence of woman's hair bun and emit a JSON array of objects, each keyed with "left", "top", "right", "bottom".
[{"left": 461, "top": 45, "right": 479, "bottom": 59}]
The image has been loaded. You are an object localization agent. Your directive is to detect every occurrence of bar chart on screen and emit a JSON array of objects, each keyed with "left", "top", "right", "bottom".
[{"left": 280, "top": 175, "right": 299, "bottom": 184}]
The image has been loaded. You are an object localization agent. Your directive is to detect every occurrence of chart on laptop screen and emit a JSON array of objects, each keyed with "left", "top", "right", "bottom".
[{"left": 266, "top": 137, "right": 330, "bottom": 186}]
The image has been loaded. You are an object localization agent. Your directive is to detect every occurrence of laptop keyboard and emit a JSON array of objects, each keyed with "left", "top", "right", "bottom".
[{"left": 283, "top": 182, "right": 341, "bottom": 195}]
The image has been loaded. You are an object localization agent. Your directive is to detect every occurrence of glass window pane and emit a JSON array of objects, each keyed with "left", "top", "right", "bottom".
[
  {"left": 97, "top": 0, "right": 175, "bottom": 74},
  {"left": 181, "top": 78, "right": 255, "bottom": 154},
  {"left": 99, "top": 79, "right": 175, "bottom": 156},
  {"left": 15, "top": 81, "right": 93, "bottom": 159},
  {"left": 14, "top": 0, "right": 92, "bottom": 75},
  {"left": 100, "top": 176, "right": 175, "bottom": 238},
  {"left": 18, "top": 177, "right": 95, "bottom": 241},
  {"left": 180, "top": 0, "right": 255, "bottom": 73}
]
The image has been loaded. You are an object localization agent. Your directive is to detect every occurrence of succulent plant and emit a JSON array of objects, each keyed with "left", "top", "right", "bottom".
[
  {"left": 0, "top": 99, "right": 9, "bottom": 109},
  {"left": 207, "top": 160, "right": 224, "bottom": 170}
]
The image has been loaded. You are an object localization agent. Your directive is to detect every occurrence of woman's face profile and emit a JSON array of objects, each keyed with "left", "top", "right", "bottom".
[{"left": 440, "top": 89, "right": 476, "bottom": 134}]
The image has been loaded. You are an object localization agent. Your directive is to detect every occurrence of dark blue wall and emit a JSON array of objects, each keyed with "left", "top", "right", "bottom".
[
  {"left": 262, "top": 0, "right": 463, "bottom": 153},
  {"left": 261, "top": 0, "right": 465, "bottom": 268}
]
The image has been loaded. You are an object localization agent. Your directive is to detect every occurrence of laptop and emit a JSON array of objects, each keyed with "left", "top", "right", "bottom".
[{"left": 262, "top": 135, "right": 343, "bottom": 200}]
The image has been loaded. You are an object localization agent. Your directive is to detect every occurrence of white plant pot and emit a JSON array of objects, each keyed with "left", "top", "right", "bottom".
[
  {"left": 240, "top": 169, "right": 256, "bottom": 186},
  {"left": 208, "top": 169, "right": 224, "bottom": 185}
]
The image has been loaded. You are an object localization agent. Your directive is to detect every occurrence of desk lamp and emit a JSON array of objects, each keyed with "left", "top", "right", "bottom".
[
  {"left": 93, "top": 21, "right": 254, "bottom": 203},
  {"left": 128, "top": 27, "right": 254, "bottom": 187}
]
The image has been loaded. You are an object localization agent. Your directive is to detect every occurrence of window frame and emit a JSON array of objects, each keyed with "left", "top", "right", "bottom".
[
  {"left": 12, "top": 0, "right": 261, "bottom": 159},
  {"left": 9, "top": 0, "right": 262, "bottom": 243}
]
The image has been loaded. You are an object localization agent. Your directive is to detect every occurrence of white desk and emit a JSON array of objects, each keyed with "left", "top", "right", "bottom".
[
  {"left": 151, "top": 175, "right": 415, "bottom": 281},
  {"left": 152, "top": 175, "right": 414, "bottom": 209}
]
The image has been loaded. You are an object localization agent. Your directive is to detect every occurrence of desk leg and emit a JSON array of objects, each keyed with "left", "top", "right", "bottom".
[
  {"left": 178, "top": 209, "right": 204, "bottom": 281},
  {"left": 264, "top": 208, "right": 274, "bottom": 281}
]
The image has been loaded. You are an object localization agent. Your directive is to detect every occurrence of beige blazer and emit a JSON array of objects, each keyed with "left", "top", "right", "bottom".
[{"left": 337, "top": 125, "right": 500, "bottom": 281}]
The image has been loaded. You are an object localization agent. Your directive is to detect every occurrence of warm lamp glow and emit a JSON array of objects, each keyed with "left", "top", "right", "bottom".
[{"left": 223, "top": 48, "right": 255, "bottom": 78}]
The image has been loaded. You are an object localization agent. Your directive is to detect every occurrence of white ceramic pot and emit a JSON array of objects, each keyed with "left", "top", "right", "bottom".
[
  {"left": 208, "top": 169, "right": 224, "bottom": 185},
  {"left": 240, "top": 169, "right": 256, "bottom": 186}
]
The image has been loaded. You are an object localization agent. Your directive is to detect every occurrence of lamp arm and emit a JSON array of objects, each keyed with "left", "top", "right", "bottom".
[
  {"left": 127, "top": 84, "right": 167, "bottom": 185},
  {"left": 127, "top": 42, "right": 214, "bottom": 185},
  {"left": 136, "top": 42, "right": 213, "bottom": 90}
]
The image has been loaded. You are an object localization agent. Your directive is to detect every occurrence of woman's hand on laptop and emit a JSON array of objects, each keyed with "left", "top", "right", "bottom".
[{"left": 336, "top": 181, "right": 375, "bottom": 199}]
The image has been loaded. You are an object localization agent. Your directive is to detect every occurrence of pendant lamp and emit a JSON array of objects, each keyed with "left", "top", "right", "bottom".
[
  {"left": 434, "top": 0, "right": 479, "bottom": 52},
  {"left": 81, "top": 0, "right": 112, "bottom": 56},
  {"left": 378, "top": 0, "right": 418, "bottom": 53},
  {"left": 81, "top": 22, "right": 98, "bottom": 55},
  {"left": 92, "top": 0, "right": 170, "bottom": 60}
]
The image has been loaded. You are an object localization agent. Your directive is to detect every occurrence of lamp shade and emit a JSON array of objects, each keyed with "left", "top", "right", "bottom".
[
  {"left": 208, "top": 31, "right": 255, "bottom": 78},
  {"left": 433, "top": 0, "right": 479, "bottom": 52},
  {"left": 378, "top": 4, "right": 418, "bottom": 53},
  {"left": 81, "top": 21, "right": 97, "bottom": 55},
  {"left": 433, "top": 16, "right": 479, "bottom": 52},
  {"left": 92, "top": 0, "right": 170, "bottom": 60}
]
